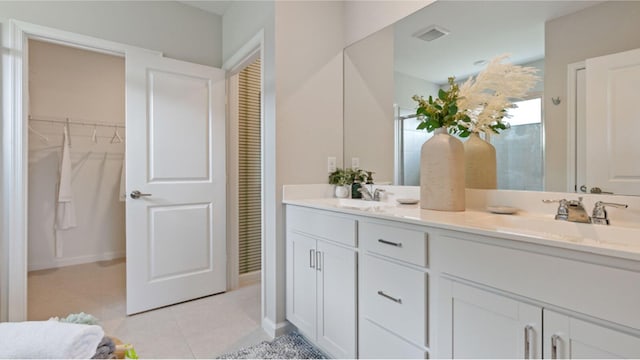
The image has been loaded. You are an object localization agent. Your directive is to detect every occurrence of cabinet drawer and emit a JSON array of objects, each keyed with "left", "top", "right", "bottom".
[
  {"left": 286, "top": 206, "right": 356, "bottom": 247},
  {"left": 360, "top": 319, "right": 428, "bottom": 359},
  {"left": 360, "top": 221, "right": 428, "bottom": 267},
  {"left": 361, "top": 254, "right": 428, "bottom": 346}
]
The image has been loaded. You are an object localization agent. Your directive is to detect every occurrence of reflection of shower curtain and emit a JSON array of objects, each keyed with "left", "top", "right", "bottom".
[{"left": 397, "top": 108, "right": 431, "bottom": 186}]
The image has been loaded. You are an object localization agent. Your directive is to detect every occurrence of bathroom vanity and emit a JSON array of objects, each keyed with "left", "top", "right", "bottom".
[{"left": 283, "top": 185, "right": 640, "bottom": 359}]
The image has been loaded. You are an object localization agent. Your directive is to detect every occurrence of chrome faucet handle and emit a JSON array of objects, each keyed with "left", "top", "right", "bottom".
[
  {"left": 358, "top": 186, "right": 374, "bottom": 201},
  {"left": 542, "top": 199, "right": 569, "bottom": 220},
  {"left": 373, "top": 188, "right": 385, "bottom": 201},
  {"left": 591, "top": 201, "right": 628, "bottom": 225}
]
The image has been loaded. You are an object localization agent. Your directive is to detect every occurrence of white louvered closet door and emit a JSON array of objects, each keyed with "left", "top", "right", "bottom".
[{"left": 238, "top": 59, "right": 262, "bottom": 274}]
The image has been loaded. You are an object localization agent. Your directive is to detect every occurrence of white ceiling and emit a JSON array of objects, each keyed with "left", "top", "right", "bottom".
[
  {"left": 179, "top": 1, "right": 232, "bottom": 16},
  {"left": 394, "top": 0, "right": 603, "bottom": 85}
]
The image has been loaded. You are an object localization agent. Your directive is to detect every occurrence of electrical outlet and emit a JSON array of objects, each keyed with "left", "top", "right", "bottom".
[
  {"left": 351, "top": 157, "right": 360, "bottom": 169},
  {"left": 328, "top": 157, "right": 337, "bottom": 173}
]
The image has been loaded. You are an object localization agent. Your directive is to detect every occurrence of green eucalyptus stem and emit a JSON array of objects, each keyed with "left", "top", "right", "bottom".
[{"left": 412, "top": 77, "right": 471, "bottom": 136}]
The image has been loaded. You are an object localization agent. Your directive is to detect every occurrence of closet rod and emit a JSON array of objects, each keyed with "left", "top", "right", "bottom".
[
  {"left": 28, "top": 115, "right": 125, "bottom": 129},
  {"left": 398, "top": 113, "right": 419, "bottom": 121}
]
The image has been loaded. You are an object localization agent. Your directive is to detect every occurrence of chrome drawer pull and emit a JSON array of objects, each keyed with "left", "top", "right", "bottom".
[
  {"left": 377, "top": 290, "right": 402, "bottom": 304},
  {"left": 316, "top": 251, "right": 322, "bottom": 271},
  {"left": 524, "top": 325, "right": 533, "bottom": 359},
  {"left": 309, "top": 249, "right": 315, "bottom": 269},
  {"left": 551, "top": 334, "right": 560, "bottom": 359},
  {"left": 378, "top": 239, "right": 402, "bottom": 247}
]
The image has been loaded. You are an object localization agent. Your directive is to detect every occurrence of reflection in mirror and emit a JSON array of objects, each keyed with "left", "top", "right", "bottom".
[{"left": 343, "top": 1, "right": 640, "bottom": 195}]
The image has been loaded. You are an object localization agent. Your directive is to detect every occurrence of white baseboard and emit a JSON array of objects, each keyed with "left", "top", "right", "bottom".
[
  {"left": 28, "top": 251, "right": 125, "bottom": 272},
  {"left": 239, "top": 270, "right": 261, "bottom": 287},
  {"left": 262, "top": 317, "right": 293, "bottom": 338}
]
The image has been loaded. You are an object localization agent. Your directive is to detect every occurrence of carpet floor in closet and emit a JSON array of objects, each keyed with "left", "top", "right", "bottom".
[{"left": 27, "top": 259, "right": 269, "bottom": 358}]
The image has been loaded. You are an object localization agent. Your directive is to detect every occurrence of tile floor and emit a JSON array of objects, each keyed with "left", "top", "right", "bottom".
[{"left": 28, "top": 259, "right": 270, "bottom": 358}]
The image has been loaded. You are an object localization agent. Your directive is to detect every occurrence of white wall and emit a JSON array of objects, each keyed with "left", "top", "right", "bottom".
[
  {"left": 344, "top": 0, "right": 435, "bottom": 47},
  {"left": 222, "top": 1, "right": 273, "bottom": 64},
  {"left": 28, "top": 40, "right": 125, "bottom": 271},
  {"left": 222, "top": 0, "right": 281, "bottom": 336},
  {"left": 344, "top": 26, "right": 394, "bottom": 183},
  {"left": 544, "top": 1, "right": 640, "bottom": 191},
  {"left": 222, "top": 0, "right": 435, "bottom": 337},
  {"left": 0, "top": 1, "right": 222, "bottom": 66},
  {"left": 274, "top": 0, "right": 345, "bottom": 333},
  {"left": 395, "top": 71, "right": 439, "bottom": 112}
]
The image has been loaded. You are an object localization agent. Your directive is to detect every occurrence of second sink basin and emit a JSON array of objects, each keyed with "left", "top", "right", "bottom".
[{"left": 472, "top": 214, "right": 640, "bottom": 248}]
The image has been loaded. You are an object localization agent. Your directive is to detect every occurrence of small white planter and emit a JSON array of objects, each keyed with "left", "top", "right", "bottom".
[{"left": 334, "top": 185, "right": 350, "bottom": 198}]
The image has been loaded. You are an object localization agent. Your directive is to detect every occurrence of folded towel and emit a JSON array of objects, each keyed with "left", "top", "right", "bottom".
[{"left": 0, "top": 320, "right": 104, "bottom": 359}]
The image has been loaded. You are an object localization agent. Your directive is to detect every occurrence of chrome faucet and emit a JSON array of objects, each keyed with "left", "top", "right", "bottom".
[
  {"left": 542, "top": 197, "right": 591, "bottom": 223},
  {"left": 591, "top": 201, "right": 628, "bottom": 225},
  {"left": 359, "top": 186, "right": 385, "bottom": 201}
]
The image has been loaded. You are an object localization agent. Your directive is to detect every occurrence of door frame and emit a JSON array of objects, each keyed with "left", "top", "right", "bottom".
[
  {"left": 222, "top": 30, "right": 265, "bottom": 291},
  {"left": 1, "top": 19, "right": 161, "bottom": 321},
  {"left": 566, "top": 61, "right": 586, "bottom": 193}
]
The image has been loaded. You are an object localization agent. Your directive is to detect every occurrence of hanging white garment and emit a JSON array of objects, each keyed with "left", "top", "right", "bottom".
[
  {"left": 119, "top": 158, "right": 126, "bottom": 202},
  {"left": 55, "top": 126, "right": 77, "bottom": 230}
]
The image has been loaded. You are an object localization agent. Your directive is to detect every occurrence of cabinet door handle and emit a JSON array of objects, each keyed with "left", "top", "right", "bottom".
[
  {"left": 378, "top": 238, "right": 402, "bottom": 247},
  {"left": 316, "top": 251, "right": 322, "bottom": 271},
  {"left": 524, "top": 325, "right": 533, "bottom": 359},
  {"left": 377, "top": 290, "right": 402, "bottom": 304},
  {"left": 309, "top": 249, "right": 315, "bottom": 269},
  {"left": 551, "top": 334, "right": 560, "bottom": 359}
]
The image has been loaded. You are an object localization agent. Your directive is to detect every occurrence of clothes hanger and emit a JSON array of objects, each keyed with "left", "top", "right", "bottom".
[
  {"left": 28, "top": 125, "right": 49, "bottom": 144},
  {"left": 91, "top": 125, "right": 98, "bottom": 144},
  {"left": 65, "top": 118, "right": 72, "bottom": 148},
  {"left": 110, "top": 126, "right": 123, "bottom": 144}
]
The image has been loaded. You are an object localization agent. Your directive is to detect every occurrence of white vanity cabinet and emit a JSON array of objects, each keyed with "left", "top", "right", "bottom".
[
  {"left": 359, "top": 220, "right": 430, "bottom": 358},
  {"left": 285, "top": 206, "right": 357, "bottom": 359},
  {"left": 433, "top": 231, "right": 640, "bottom": 359},
  {"left": 284, "top": 199, "right": 640, "bottom": 359},
  {"left": 543, "top": 309, "right": 640, "bottom": 359},
  {"left": 440, "top": 279, "right": 542, "bottom": 358}
]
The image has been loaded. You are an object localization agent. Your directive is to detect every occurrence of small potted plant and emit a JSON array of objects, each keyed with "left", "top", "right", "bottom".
[{"left": 328, "top": 168, "right": 351, "bottom": 198}]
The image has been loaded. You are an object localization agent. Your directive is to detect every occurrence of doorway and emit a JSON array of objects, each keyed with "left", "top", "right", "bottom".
[
  {"left": 3, "top": 20, "right": 227, "bottom": 321},
  {"left": 228, "top": 54, "right": 264, "bottom": 289},
  {"left": 26, "top": 39, "right": 127, "bottom": 320}
]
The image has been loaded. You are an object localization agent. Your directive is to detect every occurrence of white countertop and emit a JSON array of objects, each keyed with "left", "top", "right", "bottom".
[{"left": 283, "top": 185, "right": 640, "bottom": 262}]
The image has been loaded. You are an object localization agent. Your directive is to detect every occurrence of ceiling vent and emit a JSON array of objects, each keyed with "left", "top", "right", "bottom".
[{"left": 413, "top": 25, "right": 450, "bottom": 42}]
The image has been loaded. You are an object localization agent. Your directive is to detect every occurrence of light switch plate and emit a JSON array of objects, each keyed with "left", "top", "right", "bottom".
[{"left": 328, "top": 157, "right": 337, "bottom": 173}]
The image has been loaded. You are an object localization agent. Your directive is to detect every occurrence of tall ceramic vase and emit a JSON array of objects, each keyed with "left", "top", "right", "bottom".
[
  {"left": 420, "top": 127, "right": 465, "bottom": 211},
  {"left": 464, "top": 132, "right": 497, "bottom": 189}
]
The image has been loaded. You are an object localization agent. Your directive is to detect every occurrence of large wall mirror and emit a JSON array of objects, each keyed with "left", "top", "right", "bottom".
[{"left": 344, "top": 0, "right": 640, "bottom": 195}]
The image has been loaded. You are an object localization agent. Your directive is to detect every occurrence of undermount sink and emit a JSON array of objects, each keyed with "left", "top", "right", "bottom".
[
  {"left": 473, "top": 214, "right": 640, "bottom": 248},
  {"left": 313, "top": 198, "right": 395, "bottom": 211}
]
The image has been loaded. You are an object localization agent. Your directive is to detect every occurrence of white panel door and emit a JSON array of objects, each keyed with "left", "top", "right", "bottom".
[
  {"left": 316, "top": 240, "right": 357, "bottom": 359},
  {"left": 586, "top": 48, "right": 640, "bottom": 195},
  {"left": 450, "top": 281, "right": 542, "bottom": 358},
  {"left": 544, "top": 309, "right": 640, "bottom": 359},
  {"left": 125, "top": 51, "right": 226, "bottom": 314}
]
